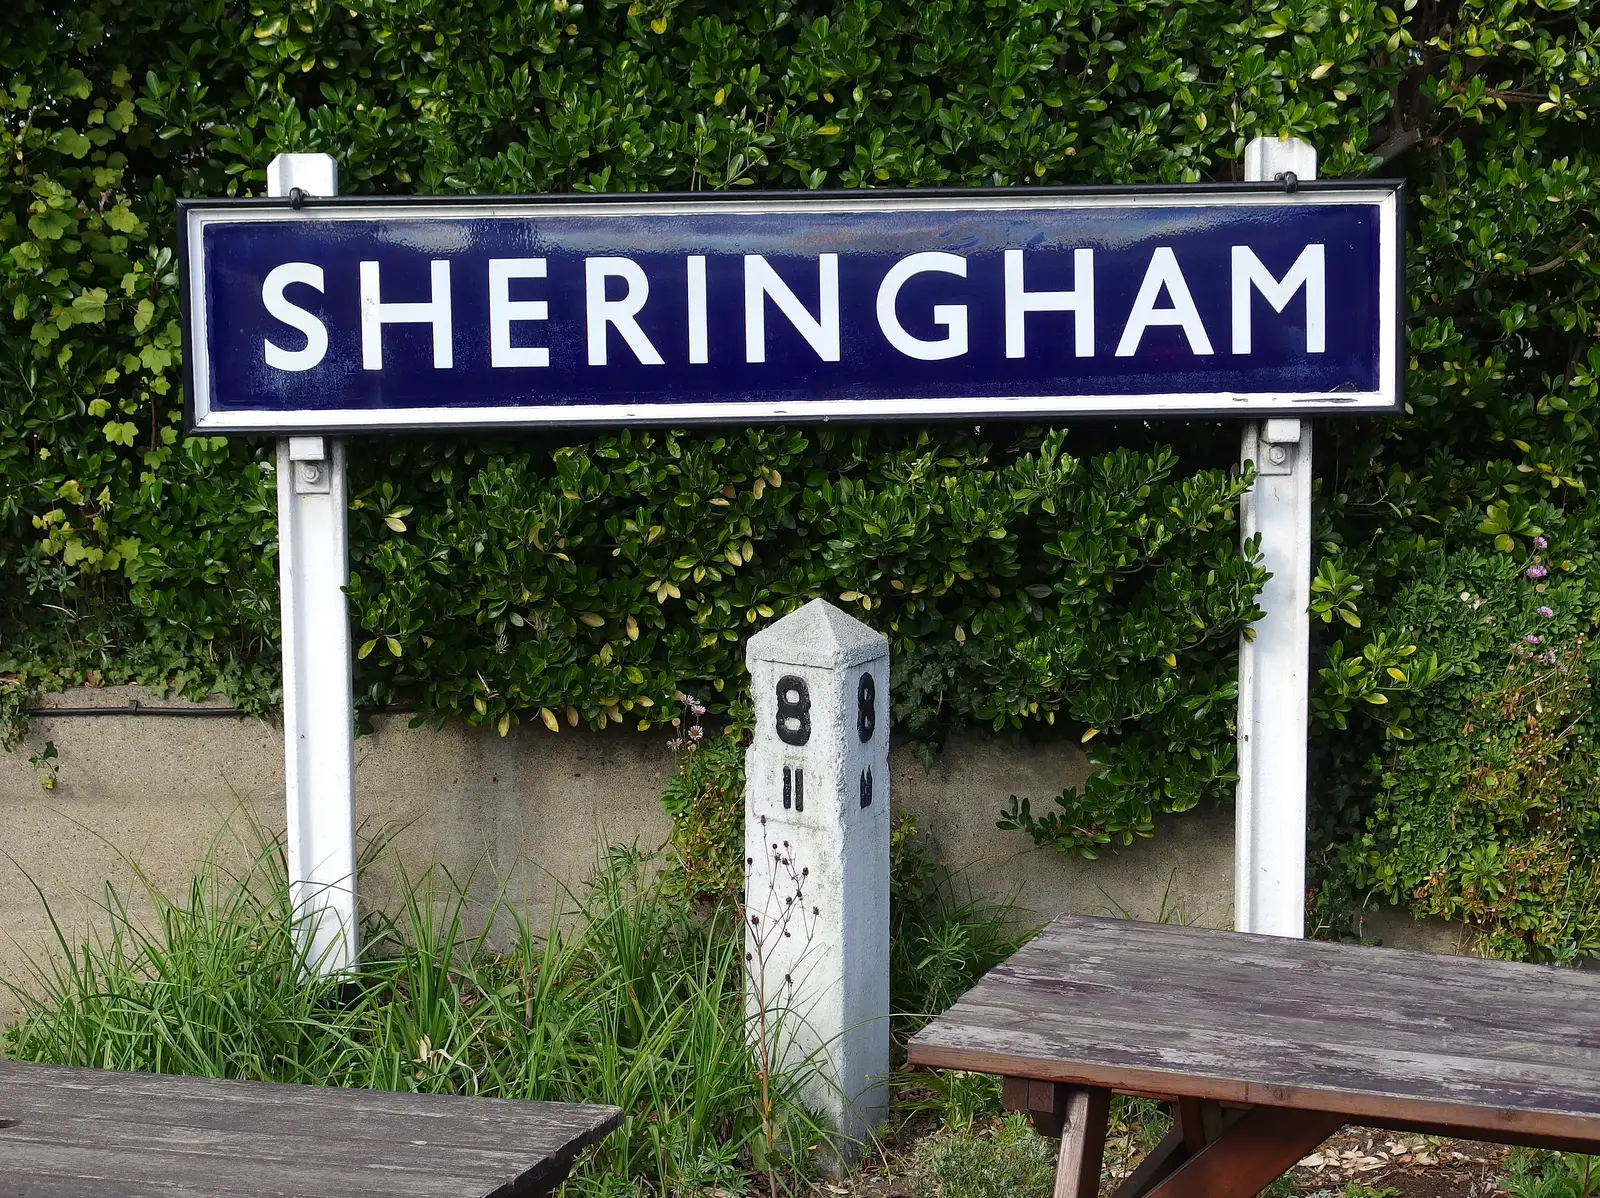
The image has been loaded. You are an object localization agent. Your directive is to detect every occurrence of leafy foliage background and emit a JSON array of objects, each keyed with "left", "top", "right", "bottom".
[{"left": 1, "top": 0, "right": 1596, "bottom": 958}]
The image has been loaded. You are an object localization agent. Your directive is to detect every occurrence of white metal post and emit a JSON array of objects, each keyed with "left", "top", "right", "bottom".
[
  {"left": 1236, "top": 136, "right": 1318, "bottom": 938},
  {"left": 268, "top": 153, "right": 358, "bottom": 975},
  {"left": 745, "top": 599, "right": 890, "bottom": 1157}
]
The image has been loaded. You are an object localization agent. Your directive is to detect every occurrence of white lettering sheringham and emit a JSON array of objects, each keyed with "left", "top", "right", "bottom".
[
  {"left": 262, "top": 262, "right": 328, "bottom": 372},
  {"left": 744, "top": 254, "right": 841, "bottom": 363},
  {"left": 488, "top": 258, "right": 550, "bottom": 368},
  {"left": 1116, "top": 247, "right": 1213, "bottom": 357},
  {"left": 876, "top": 252, "right": 968, "bottom": 361},
  {"left": 359, "top": 259, "right": 453, "bottom": 370},
  {"left": 1004, "top": 249, "right": 1095, "bottom": 359},
  {"left": 586, "top": 257, "right": 664, "bottom": 367},
  {"left": 1232, "top": 244, "right": 1326, "bottom": 355}
]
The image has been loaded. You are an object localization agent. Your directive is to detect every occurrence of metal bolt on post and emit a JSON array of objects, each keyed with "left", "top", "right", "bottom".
[
  {"left": 268, "top": 153, "right": 359, "bottom": 977},
  {"left": 745, "top": 599, "right": 891, "bottom": 1161}
]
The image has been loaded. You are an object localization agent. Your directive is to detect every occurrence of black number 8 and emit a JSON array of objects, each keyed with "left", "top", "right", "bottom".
[
  {"left": 857, "top": 673, "right": 876, "bottom": 743},
  {"left": 776, "top": 675, "right": 811, "bottom": 746}
]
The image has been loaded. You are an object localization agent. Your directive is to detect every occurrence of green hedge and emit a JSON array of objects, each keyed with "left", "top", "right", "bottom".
[
  {"left": 1315, "top": 542, "right": 1600, "bottom": 963},
  {"left": 2, "top": 0, "right": 1598, "bottom": 949},
  {"left": 1300, "top": 5, "right": 1600, "bottom": 961}
]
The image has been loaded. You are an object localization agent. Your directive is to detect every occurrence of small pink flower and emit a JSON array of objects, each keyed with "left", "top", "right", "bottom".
[
  {"left": 1524, "top": 635, "right": 1542, "bottom": 646},
  {"left": 1533, "top": 536, "right": 1548, "bottom": 549},
  {"left": 1538, "top": 606, "right": 1554, "bottom": 618},
  {"left": 1527, "top": 565, "right": 1548, "bottom": 580}
]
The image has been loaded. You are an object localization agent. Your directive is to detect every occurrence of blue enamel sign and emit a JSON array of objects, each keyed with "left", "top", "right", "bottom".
[{"left": 179, "top": 185, "right": 1402, "bottom": 433}]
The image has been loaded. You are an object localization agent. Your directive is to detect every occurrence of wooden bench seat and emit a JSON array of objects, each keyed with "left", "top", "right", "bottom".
[{"left": 0, "top": 1060, "right": 622, "bottom": 1196}]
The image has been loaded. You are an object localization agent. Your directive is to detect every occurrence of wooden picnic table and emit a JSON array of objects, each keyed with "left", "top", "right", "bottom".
[
  {"left": 906, "top": 915, "right": 1600, "bottom": 1198},
  {"left": 0, "top": 1060, "right": 622, "bottom": 1197}
]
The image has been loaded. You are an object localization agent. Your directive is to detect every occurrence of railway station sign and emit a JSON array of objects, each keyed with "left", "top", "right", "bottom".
[{"left": 179, "top": 184, "right": 1402, "bottom": 433}]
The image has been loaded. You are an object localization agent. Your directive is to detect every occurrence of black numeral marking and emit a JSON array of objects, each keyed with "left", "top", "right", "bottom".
[
  {"left": 859, "top": 766, "right": 873, "bottom": 809},
  {"left": 776, "top": 675, "right": 811, "bottom": 746},
  {"left": 857, "top": 672, "right": 876, "bottom": 743},
  {"left": 782, "top": 766, "right": 805, "bottom": 812}
]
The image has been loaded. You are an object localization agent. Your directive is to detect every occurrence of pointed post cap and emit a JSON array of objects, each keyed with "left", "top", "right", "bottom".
[{"left": 746, "top": 598, "right": 887, "bottom": 670}]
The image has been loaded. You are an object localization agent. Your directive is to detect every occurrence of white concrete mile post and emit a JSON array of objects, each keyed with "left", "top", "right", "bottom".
[
  {"left": 268, "top": 153, "right": 358, "bottom": 976},
  {"left": 745, "top": 599, "right": 890, "bottom": 1155},
  {"left": 1236, "top": 136, "right": 1318, "bottom": 938}
]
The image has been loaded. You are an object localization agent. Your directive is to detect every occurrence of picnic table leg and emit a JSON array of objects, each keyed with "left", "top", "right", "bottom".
[
  {"left": 1052, "top": 1085, "right": 1111, "bottom": 1198},
  {"left": 1177, "top": 1097, "right": 1226, "bottom": 1153},
  {"left": 1141, "top": 1106, "right": 1344, "bottom": 1198},
  {"left": 1000, "top": 1079, "right": 1111, "bottom": 1197}
]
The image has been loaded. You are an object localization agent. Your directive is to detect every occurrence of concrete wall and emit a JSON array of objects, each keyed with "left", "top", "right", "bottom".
[
  {"left": 1, "top": 687, "right": 678, "bottom": 1018},
  {"left": 0, "top": 685, "right": 1446, "bottom": 1024}
]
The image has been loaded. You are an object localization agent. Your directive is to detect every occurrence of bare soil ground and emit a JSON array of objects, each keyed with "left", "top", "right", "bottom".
[{"left": 1281, "top": 1127, "right": 1510, "bottom": 1197}]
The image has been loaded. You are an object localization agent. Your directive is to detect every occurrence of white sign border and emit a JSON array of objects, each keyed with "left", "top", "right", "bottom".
[{"left": 180, "top": 184, "right": 1403, "bottom": 433}]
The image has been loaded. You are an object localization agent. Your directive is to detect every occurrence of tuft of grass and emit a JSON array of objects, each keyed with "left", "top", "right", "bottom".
[
  {"left": 895, "top": 1069, "right": 1004, "bottom": 1134},
  {"left": 883, "top": 817, "right": 1032, "bottom": 1146},
  {"left": 3, "top": 836, "right": 829, "bottom": 1196},
  {"left": 1499, "top": 1151, "right": 1600, "bottom": 1198},
  {"left": 4, "top": 832, "right": 363, "bottom": 1082},
  {"left": 4, "top": 812, "right": 1035, "bottom": 1194},
  {"left": 889, "top": 816, "right": 1030, "bottom": 1045},
  {"left": 909, "top": 1112, "right": 1057, "bottom": 1198},
  {"left": 1106, "top": 1095, "right": 1173, "bottom": 1166}
]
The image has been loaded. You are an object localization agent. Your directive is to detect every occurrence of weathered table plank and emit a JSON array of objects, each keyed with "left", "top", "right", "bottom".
[
  {"left": 906, "top": 916, "right": 1600, "bottom": 1150},
  {"left": 0, "top": 1060, "right": 622, "bottom": 1197}
]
